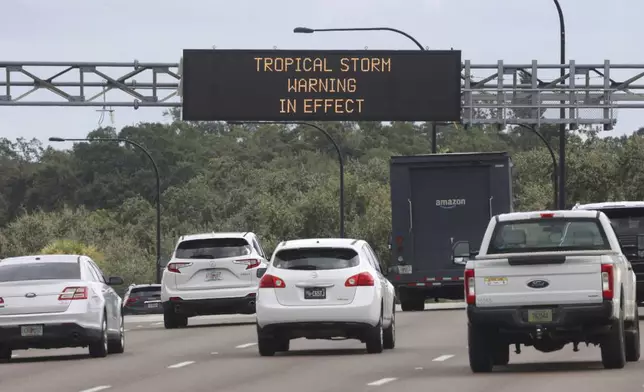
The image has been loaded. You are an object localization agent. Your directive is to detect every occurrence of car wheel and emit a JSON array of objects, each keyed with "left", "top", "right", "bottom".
[
  {"left": 625, "top": 305, "right": 640, "bottom": 362},
  {"left": 108, "top": 314, "right": 126, "bottom": 354},
  {"left": 276, "top": 339, "right": 290, "bottom": 353},
  {"left": 468, "top": 323, "right": 493, "bottom": 373},
  {"left": 383, "top": 305, "right": 396, "bottom": 350},
  {"left": 366, "top": 313, "right": 384, "bottom": 354},
  {"left": 0, "top": 346, "right": 11, "bottom": 363},
  {"left": 164, "top": 305, "right": 188, "bottom": 329},
  {"left": 89, "top": 313, "right": 109, "bottom": 358},
  {"left": 257, "top": 325, "right": 277, "bottom": 357},
  {"left": 492, "top": 343, "right": 510, "bottom": 366},
  {"left": 601, "top": 306, "right": 626, "bottom": 369}
]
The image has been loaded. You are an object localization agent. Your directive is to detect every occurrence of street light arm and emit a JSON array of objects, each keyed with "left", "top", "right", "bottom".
[{"left": 293, "top": 26, "right": 425, "bottom": 51}]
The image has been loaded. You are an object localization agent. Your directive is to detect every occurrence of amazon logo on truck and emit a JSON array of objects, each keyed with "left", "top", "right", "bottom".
[{"left": 436, "top": 199, "right": 466, "bottom": 209}]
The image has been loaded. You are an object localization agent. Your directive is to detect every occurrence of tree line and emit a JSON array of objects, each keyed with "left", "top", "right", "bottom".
[{"left": 1, "top": 111, "right": 642, "bottom": 285}]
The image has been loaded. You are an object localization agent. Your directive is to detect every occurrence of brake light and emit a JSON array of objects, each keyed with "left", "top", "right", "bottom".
[
  {"left": 0, "top": 297, "right": 4, "bottom": 305},
  {"left": 233, "top": 258, "right": 261, "bottom": 270},
  {"left": 395, "top": 236, "right": 404, "bottom": 253},
  {"left": 540, "top": 213, "right": 555, "bottom": 218},
  {"left": 259, "top": 274, "right": 285, "bottom": 288},
  {"left": 125, "top": 297, "right": 137, "bottom": 305},
  {"left": 345, "top": 272, "right": 375, "bottom": 287},
  {"left": 464, "top": 269, "right": 475, "bottom": 304},
  {"left": 601, "top": 264, "right": 614, "bottom": 300},
  {"left": 58, "top": 287, "right": 88, "bottom": 300},
  {"left": 167, "top": 262, "right": 192, "bottom": 273}
]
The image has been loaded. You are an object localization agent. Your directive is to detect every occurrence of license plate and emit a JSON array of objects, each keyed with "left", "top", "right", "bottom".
[
  {"left": 304, "top": 287, "right": 326, "bottom": 300},
  {"left": 21, "top": 325, "right": 43, "bottom": 337},
  {"left": 205, "top": 271, "right": 222, "bottom": 281},
  {"left": 147, "top": 303, "right": 160, "bottom": 308},
  {"left": 398, "top": 265, "right": 412, "bottom": 274},
  {"left": 527, "top": 309, "right": 553, "bottom": 323}
]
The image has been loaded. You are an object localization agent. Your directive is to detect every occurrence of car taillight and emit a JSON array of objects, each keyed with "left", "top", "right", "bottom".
[
  {"left": 345, "top": 272, "right": 375, "bottom": 287},
  {"left": 58, "top": 287, "right": 88, "bottom": 300},
  {"left": 125, "top": 297, "right": 137, "bottom": 305},
  {"left": 395, "top": 236, "right": 404, "bottom": 253},
  {"left": 464, "top": 269, "right": 476, "bottom": 305},
  {"left": 259, "top": 274, "right": 286, "bottom": 288},
  {"left": 540, "top": 213, "right": 555, "bottom": 218},
  {"left": 0, "top": 297, "right": 4, "bottom": 305},
  {"left": 601, "top": 264, "right": 614, "bottom": 300},
  {"left": 233, "top": 259, "right": 261, "bottom": 270},
  {"left": 167, "top": 262, "right": 192, "bottom": 273}
]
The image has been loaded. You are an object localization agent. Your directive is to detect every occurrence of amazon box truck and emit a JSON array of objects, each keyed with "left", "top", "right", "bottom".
[{"left": 388, "top": 152, "right": 513, "bottom": 311}]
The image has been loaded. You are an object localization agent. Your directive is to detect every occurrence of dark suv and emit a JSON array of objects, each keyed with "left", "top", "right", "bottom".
[{"left": 123, "top": 284, "right": 163, "bottom": 315}]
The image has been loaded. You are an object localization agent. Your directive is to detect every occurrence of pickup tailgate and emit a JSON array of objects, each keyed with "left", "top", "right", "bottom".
[{"left": 474, "top": 251, "right": 613, "bottom": 307}]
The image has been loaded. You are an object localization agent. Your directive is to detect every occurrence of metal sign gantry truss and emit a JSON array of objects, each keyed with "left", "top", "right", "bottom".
[{"left": 2, "top": 59, "right": 644, "bottom": 128}]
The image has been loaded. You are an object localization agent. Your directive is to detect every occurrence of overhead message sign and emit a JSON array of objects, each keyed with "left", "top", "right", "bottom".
[{"left": 181, "top": 49, "right": 462, "bottom": 122}]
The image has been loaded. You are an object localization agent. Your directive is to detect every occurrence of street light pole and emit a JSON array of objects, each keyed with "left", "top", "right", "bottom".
[
  {"left": 49, "top": 136, "right": 163, "bottom": 284},
  {"left": 228, "top": 121, "right": 345, "bottom": 238},
  {"left": 293, "top": 26, "right": 440, "bottom": 153},
  {"left": 553, "top": 0, "right": 566, "bottom": 209}
]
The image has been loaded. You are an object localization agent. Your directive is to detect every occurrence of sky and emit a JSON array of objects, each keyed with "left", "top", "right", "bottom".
[{"left": 1, "top": 0, "right": 642, "bottom": 148}]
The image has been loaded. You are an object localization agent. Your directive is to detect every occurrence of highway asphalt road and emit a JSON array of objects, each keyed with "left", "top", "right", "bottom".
[{"left": 1, "top": 302, "right": 643, "bottom": 392}]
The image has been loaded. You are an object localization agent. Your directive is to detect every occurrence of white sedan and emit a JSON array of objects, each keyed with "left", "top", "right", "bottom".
[
  {"left": 255, "top": 238, "right": 396, "bottom": 356},
  {"left": 0, "top": 254, "right": 125, "bottom": 361}
]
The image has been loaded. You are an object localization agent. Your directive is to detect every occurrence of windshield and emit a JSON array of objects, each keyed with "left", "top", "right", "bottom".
[
  {"left": 273, "top": 248, "right": 359, "bottom": 270},
  {"left": 175, "top": 238, "right": 252, "bottom": 259},
  {"left": 130, "top": 286, "right": 161, "bottom": 297},
  {"left": 0, "top": 262, "right": 81, "bottom": 283},
  {"left": 487, "top": 218, "right": 611, "bottom": 254}
]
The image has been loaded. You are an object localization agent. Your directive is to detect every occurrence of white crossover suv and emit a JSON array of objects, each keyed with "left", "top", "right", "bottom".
[
  {"left": 161, "top": 232, "right": 269, "bottom": 329},
  {"left": 0, "top": 254, "right": 125, "bottom": 361},
  {"left": 255, "top": 238, "right": 396, "bottom": 356}
]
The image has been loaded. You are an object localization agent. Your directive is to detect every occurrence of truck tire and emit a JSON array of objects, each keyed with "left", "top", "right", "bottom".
[
  {"left": 413, "top": 298, "right": 425, "bottom": 311},
  {"left": 625, "top": 306, "right": 640, "bottom": 362},
  {"left": 468, "top": 323, "right": 493, "bottom": 373},
  {"left": 493, "top": 344, "right": 510, "bottom": 366},
  {"left": 601, "top": 309, "right": 626, "bottom": 369}
]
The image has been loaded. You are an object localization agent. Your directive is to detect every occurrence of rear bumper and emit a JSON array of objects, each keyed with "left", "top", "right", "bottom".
[
  {"left": 467, "top": 301, "right": 614, "bottom": 330},
  {"left": 0, "top": 323, "right": 102, "bottom": 350},
  {"left": 165, "top": 294, "right": 256, "bottom": 316},
  {"left": 123, "top": 303, "right": 164, "bottom": 315},
  {"left": 258, "top": 321, "right": 374, "bottom": 340},
  {"left": 256, "top": 289, "right": 381, "bottom": 328}
]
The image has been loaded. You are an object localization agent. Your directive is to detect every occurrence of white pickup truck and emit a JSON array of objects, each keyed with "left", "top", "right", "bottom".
[{"left": 452, "top": 210, "right": 639, "bottom": 372}]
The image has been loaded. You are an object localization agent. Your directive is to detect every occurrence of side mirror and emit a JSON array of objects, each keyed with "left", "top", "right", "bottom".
[
  {"left": 452, "top": 241, "right": 471, "bottom": 265},
  {"left": 257, "top": 267, "right": 267, "bottom": 279},
  {"left": 107, "top": 276, "right": 124, "bottom": 286}
]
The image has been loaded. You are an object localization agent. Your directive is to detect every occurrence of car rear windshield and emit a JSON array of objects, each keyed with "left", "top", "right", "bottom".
[
  {"left": 487, "top": 218, "right": 611, "bottom": 254},
  {"left": 0, "top": 262, "right": 81, "bottom": 283},
  {"left": 596, "top": 208, "right": 644, "bottom": 235},
  {"left": 273, "top": 248, "right": 359, "bottom": 270},
  {"left": 130, "top": 286, "right": 161, "bottom": 297},
  {"left": 175, "top": 238, "right": 252, "bottom": 259}
]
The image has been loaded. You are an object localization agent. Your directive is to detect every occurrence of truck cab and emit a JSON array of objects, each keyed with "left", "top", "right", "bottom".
[
  {"left": 453, "top": 210, "right": 639, "bottom": 372},
  {"left": 573, "top": 201, "right": 644, "bottom": 302}
]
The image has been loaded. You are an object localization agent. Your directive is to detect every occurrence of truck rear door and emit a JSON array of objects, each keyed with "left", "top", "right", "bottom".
[
  {"left": 474, "top": 215, "right": 613, "bottom": 308},
  {"left": 409, "top": 165, "right": 492, "bottom": 282}
]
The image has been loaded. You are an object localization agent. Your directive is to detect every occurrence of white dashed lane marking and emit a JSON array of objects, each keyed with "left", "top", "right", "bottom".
[
  {"left": 235, "top": 342, "right": 257, "bottom": 349},
  {"left": 79, "top": 386, "right": 111, "bottom": 392},
  {"left": 153, "top": 321, "right": 163, "bottom": 325},
  {"left": 367, "top": 378, "right": 397, "bottom": 386},
  {"left": 167, "top": 361, "right": 195, "bottom": 369},
  {"left": 211, "top": 352, "right": 219, "bottom": 355},
  {"left": 432, "top": 354, "right": 454, "bottom": 362}
]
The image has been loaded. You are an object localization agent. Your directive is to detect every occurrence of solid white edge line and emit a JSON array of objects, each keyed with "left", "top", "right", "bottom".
[
  {"left": 367, "top": 378, "right": 397, "bottom": 386},
  {"left": 432, "top": 354, "right": 455, "bottom": 362},
  {"left": 153, "top": 321, "right": 163, "bottom": 325},
  {"left": 79, "top": 386, "right": 111, "bottom": 392},
  {"left": 235, "top": 342, "right": 257, "bottom": 348},
  {"left": 167, "top": 361, "right": 195, "bottom": 369}
]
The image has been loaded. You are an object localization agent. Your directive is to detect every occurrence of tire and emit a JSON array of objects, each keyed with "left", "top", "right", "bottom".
[
  {"left": 276, "top": 339, "right": 290, "bottom": 353},
  {"left": 164, "top": 305, "right": 188, "bottom": 329},
  {"left": 601, "top": 308, "right": 627, "bottom": 369},
  {"left": 257, "top": 325, "right": 277, "bottom": 357},
  {"left": 492, "top": 344, "right": 510, "bottom": 366},
  {"left": 0, "top": 346, "right": 11, "bottom": 363},
  {"left": 89, "top": 314, "right": 109, "bottom": 358},
  {"left": 108, "top": 314, "right": 126, "bottom": 354},
  {"left": 383, "top": 305, "right": 396, "bottom": 350},
  {"left": 365, "top": 313, "right": 384, "bottom": 354},
  {"left": 468, "top": 323, "right": 493, "bottom": 373},
  {"left": 626, "top": 306, "right": 640, "bottom": 362},
  {"left": 413, "top": 298, "right": 426, "bottom": 311},
  {"left": 400, "top": 299, "right": 415, "bottom": 312}
]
